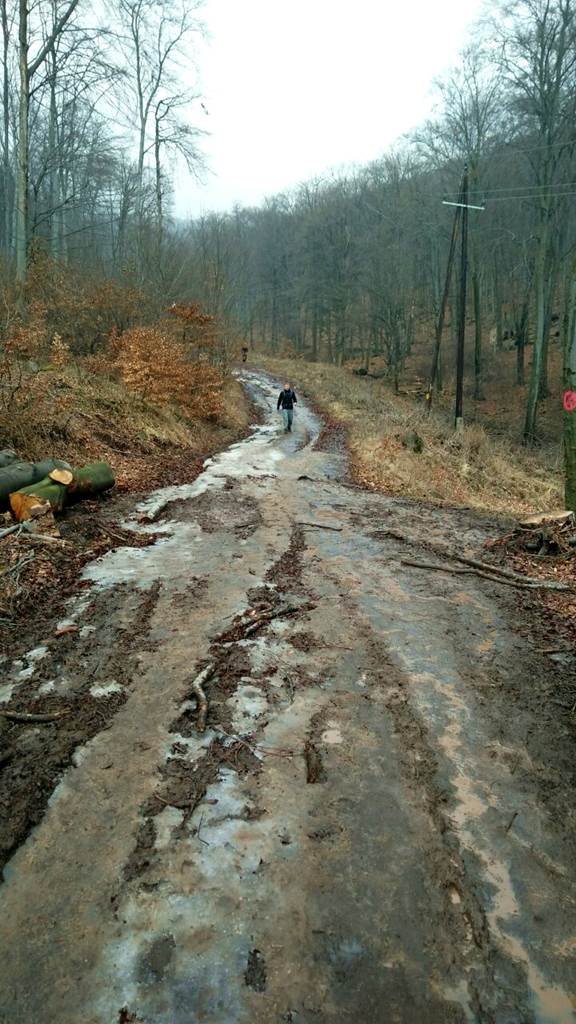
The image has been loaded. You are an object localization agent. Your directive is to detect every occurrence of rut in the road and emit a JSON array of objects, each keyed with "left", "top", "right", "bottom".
[
  {"left": 0, "top": 580, "right": 161, "bottom": 877},
  {"left": 119, "top": 525, "right": 315, "bottom": 894}
]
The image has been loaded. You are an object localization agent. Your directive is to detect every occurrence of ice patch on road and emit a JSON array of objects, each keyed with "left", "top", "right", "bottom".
[
  {"left": 154, "top": 806, "right": 185, "bottom": 850},
  {"left": 90, "top": 681, "right": 123, "bottom": 698},
  {"left": 227, "top": 684, "right": 268, "bottom": 733},
  {"left": 81, "top": 375, "right": 296, "bottom": 590},
  {"left": 0, "top": 645, "right": 50, "bottom": 703}
]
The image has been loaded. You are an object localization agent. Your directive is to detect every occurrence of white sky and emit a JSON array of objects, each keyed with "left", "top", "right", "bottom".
[{"left": 176, "top": 0, "right": 486, "bottom": 216}]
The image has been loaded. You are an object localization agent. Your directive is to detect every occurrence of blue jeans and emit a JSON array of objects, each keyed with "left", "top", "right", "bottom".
[{"left": 282, "top": 408, "right": 293, "bottom": 430}]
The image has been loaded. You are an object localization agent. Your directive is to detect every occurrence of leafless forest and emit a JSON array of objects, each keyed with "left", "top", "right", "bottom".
[{"left": 2, "top": 0, "right": 576, "bottom": 489}]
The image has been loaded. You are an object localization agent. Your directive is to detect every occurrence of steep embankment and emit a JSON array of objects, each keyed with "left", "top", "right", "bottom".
[
  {"left": 0, "top": 364, "right": 255, "bottom": 625},
  {"left": 1, "top": 364, "right": 252, "bottom": 493},
  {"left": 260, "top": 356, "right": 562, "bottom": 516}
]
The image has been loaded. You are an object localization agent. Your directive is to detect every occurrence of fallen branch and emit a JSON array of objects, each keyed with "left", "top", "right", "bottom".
[
  {"left": 23, "top": 531, "right": 66, "bottom": 546},
  {"left": 0, "top": 523, "right": 22, "bottom": 542},
  {"left": 0, "top": 709, "right": 70, "bottom": 723},
  {"left": 376, "top": 526, "right": 573, "bottom": 591},
  {"left": 244, "top": 603, "right": 303, "bottom": 636},
  {"left": 505, "top": 810, "right": 519, "bottom": 834},
  {"left": 191, "top": 662, "right": 216, "bottom": 733},
  {"left": 0, "top": 553, "right": 35, "bottom": 578},
  {"left": 401, "top": 558, "right": 569, "bottom": 591},
  {"left": 297, "top": 521, "right": 343, "bottom": 532}
]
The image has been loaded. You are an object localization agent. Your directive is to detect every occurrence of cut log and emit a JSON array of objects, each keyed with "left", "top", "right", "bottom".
[
  {"left": 48, "top": 468, "right": 74, "bottom": 486},
  {"left": 0, "top": 448, "right": 18, "bottom": 468},
  {"left": 0, "top": 458, "right": 72, "bottom": 510},
  {"left": 0, "top": 463, "right": 38, "bottom": 508},
  {"left": 9, "top": 461, "right": 114, "bottom": 521},
  {"left": 67, "top": 462, "right": 115, "bottom": 499},
  {"left": 33, "top": 458, "right": 72, "bottom": 479},
  {"left": 9, "top": 479, "right": 67, "bottom": 521}
]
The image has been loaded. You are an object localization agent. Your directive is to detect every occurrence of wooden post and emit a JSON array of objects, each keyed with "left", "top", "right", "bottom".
[{"left": 455, "top": 166, "right": 469, "bottom": 432}]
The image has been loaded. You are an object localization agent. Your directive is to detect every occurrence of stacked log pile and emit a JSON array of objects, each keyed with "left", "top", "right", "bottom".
[{"left": 0, "top": 448, "right": 115, "bottom": 525}]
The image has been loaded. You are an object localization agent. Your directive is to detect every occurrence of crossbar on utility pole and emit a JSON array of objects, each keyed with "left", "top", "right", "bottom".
[{"left": 442, "top": 200, "right": 486, "bottom": 211}]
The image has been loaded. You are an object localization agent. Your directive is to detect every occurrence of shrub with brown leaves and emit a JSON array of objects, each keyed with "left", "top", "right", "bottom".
[{"left": 114, "top": 325, "right": 225, "bottom": 419}]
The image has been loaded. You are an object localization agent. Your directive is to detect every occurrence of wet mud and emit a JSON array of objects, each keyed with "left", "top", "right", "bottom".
[
  {"left": 0, "top": 371, "right": 575, "bottom": 1024},
  {"left": 0, "top": 581, "right": 161, "bottom": 876}
]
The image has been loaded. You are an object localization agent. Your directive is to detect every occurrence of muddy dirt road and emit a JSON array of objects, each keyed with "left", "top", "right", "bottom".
[{"left": 1, "top": 373, "right": 575, "bottom": 1024}]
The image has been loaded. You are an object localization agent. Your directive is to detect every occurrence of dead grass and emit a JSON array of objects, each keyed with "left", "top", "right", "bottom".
[
  {"left": 261, "top": 357, "right": 563, "bottom": 516},
  {"left": 0, "top": 361, "right": 252, "bottom": 492}
]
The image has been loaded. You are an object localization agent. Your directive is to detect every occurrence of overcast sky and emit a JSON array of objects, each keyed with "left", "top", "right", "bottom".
[{"left": 176, "top": 0, "right": 486, "bottom": 217}]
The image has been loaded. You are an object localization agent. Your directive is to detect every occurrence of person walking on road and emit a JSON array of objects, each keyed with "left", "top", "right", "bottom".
[{"left": 277, "top": 383, "right": 297, "bottom": 432}]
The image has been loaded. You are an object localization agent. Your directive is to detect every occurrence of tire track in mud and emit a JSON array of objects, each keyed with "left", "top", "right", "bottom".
[
  {"left": 117, "top": 525, "right": 314, "bottom": 903},
  {"left": 0, "top": 581, "right": 162, "bottom": 880},
  {"left": 111, "top": 512, "right": 508, "bottom": 1023},
  {"left": 322, "top": 569, "right": 532, "bottom": 1024}
]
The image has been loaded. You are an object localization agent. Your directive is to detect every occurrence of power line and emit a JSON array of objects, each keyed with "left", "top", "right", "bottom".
[
  {"left": 492, "top": 134, "right": 576, "bottom": 156},
  {"left": 486, "top": 189, "right": 576, "bottom": 201},
  {"left": 444, "top": 180, "right": 576, "bottom": 196}
]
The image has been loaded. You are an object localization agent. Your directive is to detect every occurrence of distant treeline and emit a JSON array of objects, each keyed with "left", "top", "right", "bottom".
[{"left": 3, "top": 0, "right": 576, "bottom": 448}]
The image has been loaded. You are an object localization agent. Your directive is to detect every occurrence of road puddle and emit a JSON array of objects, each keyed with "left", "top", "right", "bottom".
[{"left": 81, "top": 373, "right": 322, "bottom": 591}]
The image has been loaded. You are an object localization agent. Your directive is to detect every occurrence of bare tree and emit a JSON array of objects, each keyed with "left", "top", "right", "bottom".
[
  {"left": 497, "top": 0, "right": 576, "bottom": 442},
  {"left": 15, "top": 0, "right": 81, "bottom": 282}
]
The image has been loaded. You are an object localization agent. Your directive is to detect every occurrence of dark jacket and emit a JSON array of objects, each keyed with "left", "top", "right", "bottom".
[{"left": 277, "top": 389, "right": 297, "bottom": 410}]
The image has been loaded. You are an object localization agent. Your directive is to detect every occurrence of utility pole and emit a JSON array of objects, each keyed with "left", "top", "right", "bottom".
[
  {"left": 454, "top": 165, "right": 469, "bottom": 432},
  {"left": 426, "top": 189, "right": 462, "bottom": 411},
  {"left": 427, "top": 168, "right": 484, "bottom": 418}
]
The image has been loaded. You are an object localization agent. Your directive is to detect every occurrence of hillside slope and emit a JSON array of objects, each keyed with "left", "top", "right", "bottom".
[{"left": 260, "top": 356, "right": 562, "bottom": 516}]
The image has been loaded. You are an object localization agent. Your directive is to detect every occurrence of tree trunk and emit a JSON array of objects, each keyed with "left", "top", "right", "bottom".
[
  {"left": 48, "top": 46, "right": 59, "bottom": 258},
  {"left": 15, "top": 0, "right": 29, "bottom": 283},
  {"left": 516, "top": 302, "right": 528, "bottom": 387},
  {"left": 10, "top": 479, "right": 67, "bottom": 520},
  {"left": 564, "top": 268, "right": 576, "bottom": 511},
  {"left": 1, "top": 0, "right": 11, "bottom": 256},
  {"left": 539, "top": 258, "right": 558, "bottom": 400},
  {"left": 494, "top": 262, "right": 504, "bottom": 352},
  {"left": 0, "top": 458, "right": 70, "bottom": 509},
  {"left": 472, "top": 267, "right": 484, "bottom": 400},
  {"left": 154, "top": 116, "right": 163, "bottom": 271},
  {"left": 311, "top": 312, "right": 318, "bottom": 362},
  {"left": 365, "top": 325, "right": 375, "bottom": 373},
  {"left": 524, "top": 218, "right": 550, "bottom": 443}
]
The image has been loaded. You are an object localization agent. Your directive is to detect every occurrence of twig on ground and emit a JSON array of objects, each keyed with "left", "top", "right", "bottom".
[
  {"left": 0, "top": 524, "right": 22, "bottom": 542},
  {"left": 284, "top": 674, "right": 296, "bottom": 704},
  {"left": 155, "top": 793, "right": 196, "bottom": 811},
  {"left": 24, "top": 532, "right": 66, "bottom": 546},
  {"left": 297, "top": 521, "right": 343, "bottom": 532},
  {"left": 0, "top": 709, "right": 70, "bottom": 723},
  {"left": 0, "top": 553, "right": 35, "bottom": 579},
  {"left": 243, "top": 604, "right": 303, "bottom": 636},
  {"left": 191, "top": 662, "right": 216, "bottom": 733},
  {"left": 379, "top": 524, "right": 569, "bottom": 589},
  {"left": 505, "top": 810, "right": 519, "bottom": 833},
  {"left": 400, "top": 558, "right": 570, "bottom": 590},
  {"left": 196, "top": 812, "right": 209, "bottom": 846},
  {"left": 213, "top": 725, "right": 259, "bottom": 756},
  {"left": 93, "top": 522, "right": 130, "bottom": 543}
]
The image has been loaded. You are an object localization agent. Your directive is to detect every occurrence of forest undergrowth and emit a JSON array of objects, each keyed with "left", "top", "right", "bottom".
[
  {"left": 261, "top": 356, "right": 563, "bottom": 517},
  {"left": 0, "top": 267, "right": 253, "bottom": 626},
  {"left": 0, "top": 263, "right": 251, "bottom": 492}
]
